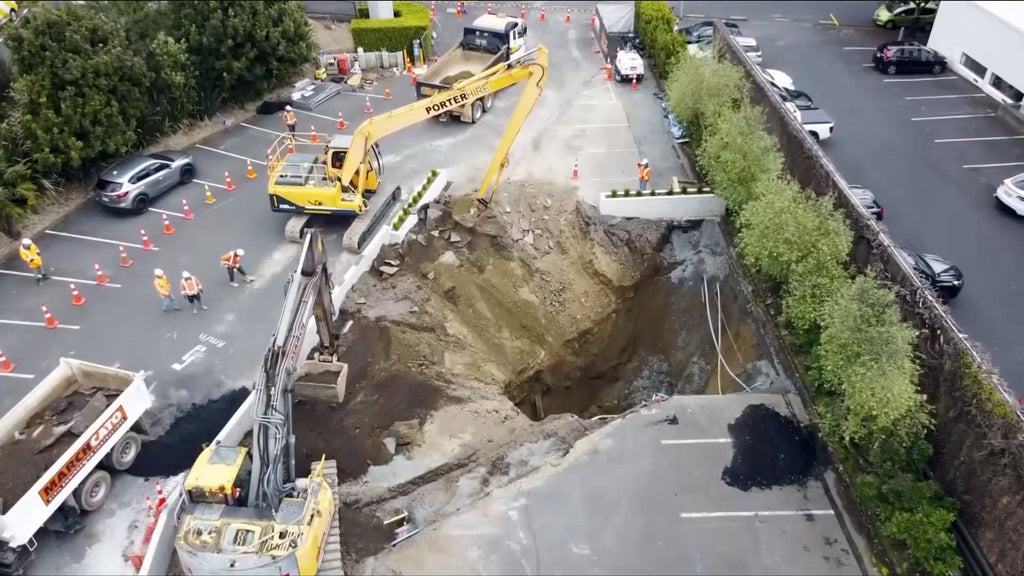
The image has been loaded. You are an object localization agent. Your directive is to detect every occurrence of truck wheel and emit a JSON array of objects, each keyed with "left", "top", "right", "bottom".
[
  {"left": 471, "top": 100, "right": 484, "bottom": 123},
  {"left": 614, "top": 69, "right": 622, "bottom": 82},
  {"left": 482, "top": 93, "right": 495, "bottom": 112},
  {"left": 74, "top": 470, "right": 112, "bottom": 512},
  {"left": 106, "top": 432, "right": 142, "bottom": 471}
]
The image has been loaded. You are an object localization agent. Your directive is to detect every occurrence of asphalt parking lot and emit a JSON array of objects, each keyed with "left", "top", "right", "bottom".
[{"left": 702, "top": 13, "right": 1024, "bottom": 397}]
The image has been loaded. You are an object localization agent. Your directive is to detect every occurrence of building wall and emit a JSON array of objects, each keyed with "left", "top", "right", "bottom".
[{"left": 928, "top": 1, "right": 1024, "bottom": 105}]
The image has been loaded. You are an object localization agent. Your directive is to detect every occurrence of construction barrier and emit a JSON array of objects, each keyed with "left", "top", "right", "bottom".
[{"left": 598, "top": 189, "right": 725, "bottom": 220}]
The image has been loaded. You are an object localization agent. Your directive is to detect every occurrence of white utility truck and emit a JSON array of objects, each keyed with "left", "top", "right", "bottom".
[
  {"left": 0, "top": 358, "right": 153, "bottom": 575},
  {"left": 415, "top": 13, "right": 527, "bottom": 123},
  {"left": 613, "top": 46, "right": 645, "bottom": 82}
]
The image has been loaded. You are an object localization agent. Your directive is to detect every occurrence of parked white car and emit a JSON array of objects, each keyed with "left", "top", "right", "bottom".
[
  {"left": 756, "top": 65, "right": 796, "bottom": 91},
  {"left": 995, "top": 172, "right": 1024, "bottom": 216},
  {"left": 688, "top": 38, "right": 714, "bottom": 59},
  {"left": 734, "top": 36, "right": 762, "bottom": 64}
]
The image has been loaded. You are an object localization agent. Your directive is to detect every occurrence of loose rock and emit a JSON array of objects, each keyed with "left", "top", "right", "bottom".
[{"left": 379, "top": 265, "right": 400, "bottom": 277}]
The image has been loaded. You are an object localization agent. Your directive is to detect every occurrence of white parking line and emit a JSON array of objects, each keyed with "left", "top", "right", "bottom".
[
  {"left": 963, "top": 161, "right": 1024, "bottom": 168},
  {"left": 240, "top": 123, "right": 311, "bottom": 143},
  {"left": 195, "top": 144, "right": 268, "bottom": 165},
  {"left": 905, "top": 94, "right": 986, "bottom": 100},
  {"left": 661, "top": 438, "right": 732, "bottom": 445},
  {"left": 912, "top": 113, "right": 996, "bottom": 121},
  {"left": 0, "top": 269, "right": 124, "bottom": 288},
  {"left": 935, "top": 135, "right": 1024, "bottom": 143},
  {"left": 43, "top": 229, "right": 156, "bottom": 253},
  {"left": 194, "top": 179, "right": 229, "bottom": 190},
  {"left": 149, "top": 208, "right": 186, "bottom": 219},
  {"left": 0, "top": 319, "right": 81, "bottom": 330},
  {"left": 883, "top": 76, "right": 957, "bottom": 82},
  {"left": 861, "top": 63, "right": 874, "bottom": 67},
  {"left": 295, "top": 109, "right": 346, "bottom": 122},
  {"left": 680, "top": 510, "right": 836, "bottom": 519},
  {"left": 842, "top": 46, "right": 875, "bottom": 50},
  {"left": 579, "top": 148, "right": 638, "bottom": 154},
  {"left": 0, "top": 371, "right": 35, "bottom": 379},
  {"left": 571, "top": 124, "right": 629, "bottom": 128},
  {"left": 336, "top": 91, "right": 388, "bottom": 100}
]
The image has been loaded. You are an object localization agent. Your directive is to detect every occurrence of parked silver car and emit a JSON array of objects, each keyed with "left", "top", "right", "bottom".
[{"left": 93, "top": 151, "right": 196, "bottom": 213}]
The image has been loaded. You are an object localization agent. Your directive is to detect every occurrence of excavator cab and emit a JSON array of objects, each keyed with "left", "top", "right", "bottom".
[
  {"left": 183, "top": 444, "right": 252, "bottom": 508},
  {"left": 325, "top": 135, "right": 382, "bottom": 195}
]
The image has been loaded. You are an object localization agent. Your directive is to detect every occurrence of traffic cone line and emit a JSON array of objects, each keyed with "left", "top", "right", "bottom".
[
  {"left": 140, "top": 229, "right": 155, "bottom": 251},
  {"left": 94, "top": 263, "right": 110, "bottom": 286},
  {"left": 224, "top": 171, "right": 236, "bottom": 191},
  {"left": 161, "top": 213, "right": 176, "bottom": 236},
  {"left": 204, "top": 185, "right": 216, "bottom": 205},
  {"left": 565, "top": 9, "right": 571, "bottom": 23},
  {"left": 41, "top": 306, "right": 59, "bottom": 329},
  {"left": 385, "top": 83, "right": 392, "bottom": 99},
  {"left": 571, "top": 159, "right": 579, "bottom": 179},
  {"left": 0, "top": 350, "right": 15, "bottom": 373},
  {"left": 246, "top": 159, "right": 257, "bottom": 179},
  {"left": 338, "top": 111, "right": 347, "bottom": 130},
  {"left": 182, "top": 199, "right": 195, "bottom": 220},
  {"left": 310, "top": 126, "right": 320, "bottom": 143},
  {"left": 70, "top": 283, "right": 86, "bottom": 306},
  {"left": 119, "top": 245, "right": 134, "bottom": 267},
  {"left": 365, "top": 97, "right": 374, "bottom": 114}
]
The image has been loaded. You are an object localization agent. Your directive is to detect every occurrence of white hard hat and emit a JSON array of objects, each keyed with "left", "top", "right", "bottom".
[
  {"left": 285, "top": 105, "right": 293, "bottom": 111},
  {"left": 154, "top": 268, "right": 164, "bottom": 276},
  {"left": 641, "top": 158, "right": 649, "bottom": 165},
  {"left": 21, "top": 238, "right": 31, "bottom": 245},
  {"left": 182, "top": 271, "right": 191, "bottom": 279},
  {"left": 236, "top": 248, "right": 245, "bottom": 256}
]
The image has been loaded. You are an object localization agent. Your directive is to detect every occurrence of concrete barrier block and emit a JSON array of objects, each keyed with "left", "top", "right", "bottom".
[{"left": 599, "top": 193, "right": 726, "bottom": 220}]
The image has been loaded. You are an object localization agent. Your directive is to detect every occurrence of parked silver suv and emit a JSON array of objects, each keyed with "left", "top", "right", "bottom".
[{"left": 93, "top": 151, "right": 196, "bottom": 213}]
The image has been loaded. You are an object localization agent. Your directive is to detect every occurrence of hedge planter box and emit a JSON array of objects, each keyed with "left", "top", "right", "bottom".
[
  {"left": 388, "top": 169, "right": 449, "bottom": 244},
  {"left": 599, "top": 189, "right": 725, "bottom": 220}
]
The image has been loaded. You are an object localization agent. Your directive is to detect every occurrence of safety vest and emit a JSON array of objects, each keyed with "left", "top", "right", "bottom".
[
  {"left": 19, "top": 244, "right": 41, "bottom": 268},
  {"left": 180, "top": 277, "right": 202, "bottom": 296},
  {"left": 221, "top": 252, "right": 241, "bottom": 268},
  {"left": 154, "top": 276, "right": 171, "bottom": 297},
  {"left": 638, "top": 165, "right": 651, "bottom": 182},
  {"left": 284, "top": 111, "right": 296, "bottom": 126}
]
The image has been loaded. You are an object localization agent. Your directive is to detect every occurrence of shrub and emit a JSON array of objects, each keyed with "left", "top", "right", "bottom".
[
  {"left": 781, "top": 256, "right": 847, "bottom": 341},
  {"left": 699, "top": 103, "right": 783, "bottom": 211},
  {"left": 351, "top": 2, "right": 431, "bottom": 56},
  {"left": 623, "top": 188, "right": 631, "bottom": 196},
  {"left": 636, "top": 1, "right": 687, "bottom": 77},
  {"left": 0, "top": 140, "right": 43, "bottom": 237},
  {"left": 392, "top": 219, "right": 402, "bottom": 231},
  {"left": 610, "top": 189, "right": 618, "bottom": 198},
  {"left": 737, "top": 178, "right": 852, "bottom": 286},
  {"left": 666, "top": 55, "right": 747, "bottom": 147},
  {"left": 431, "top": 168, "right": 439, "bottom": 177}
]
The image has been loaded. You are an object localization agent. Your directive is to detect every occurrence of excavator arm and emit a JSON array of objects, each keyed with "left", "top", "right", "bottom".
[{"left": 341, "top": 44, "right": 549, "bottom": 208}]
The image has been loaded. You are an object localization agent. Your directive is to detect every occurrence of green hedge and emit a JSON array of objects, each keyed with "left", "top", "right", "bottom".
[
  {"left": 352, "top": 2, "right": 431, "bottom": 58},
  {"left": 647, "top": 21, "right": 963, "bottom": 576},
  {"left": 636, "top": 1, "right": 687, "bottom": 77}
]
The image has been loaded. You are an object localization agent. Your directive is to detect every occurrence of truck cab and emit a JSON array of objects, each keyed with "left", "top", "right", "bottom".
[
  {"left": 614, "top": 48, "right": 645, "bottom": 82},
  {"left": 466, "top": 14, "right": 527, "bottom": 58}
]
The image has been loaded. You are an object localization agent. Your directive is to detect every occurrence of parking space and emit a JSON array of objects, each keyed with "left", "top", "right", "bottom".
[{"left": 728, "top": 16, "right": 1024, "bottom": 395}]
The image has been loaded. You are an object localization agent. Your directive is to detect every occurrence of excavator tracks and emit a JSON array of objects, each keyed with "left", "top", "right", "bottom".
[
  {"left": 314, "top": 459, "right": 345, "bottom": 575},
  {"left": 342, "top": 186, "right": 402, "bottom": 254}
]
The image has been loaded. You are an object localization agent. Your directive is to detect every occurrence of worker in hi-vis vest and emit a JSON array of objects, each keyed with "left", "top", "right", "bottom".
[
  {"left": 637, "top": 159, "right": 652, "bottom": 192},
  {"left": 153, "top": 268, "right": 182, "bottom": 312},
  {"left": 283, "top": 105, "right": 297, "bottom": 135},
  {"left": 180, "top": 271, "right": 208, "bottom": 314},
  {"left": 220, "top": 248, "right": 255, "bottom": 287},
  {"left": 19, "top": 238, "right": 49, "bottom": 284}
]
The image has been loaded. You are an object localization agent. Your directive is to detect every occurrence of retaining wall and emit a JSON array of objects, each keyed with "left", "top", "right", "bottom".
[
  {"left": 598, "top": 190, "right": 725, "bottom": 220},
  {"left": 139, "top": 170, "right": 449, "bottom": 576},
  {"left": 717, "top": 24, "right": 1023, "bottom": 573}
]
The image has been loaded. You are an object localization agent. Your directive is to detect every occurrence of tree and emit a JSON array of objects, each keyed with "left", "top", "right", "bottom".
[
  {"left": 2, "top": 4, "right": 150, "bottom": 176},
  {"left": 781, "top": 255, "right": 848, "bottom": 341},
  {"left": 698, "top": 102, "right": 783, "bottom": 211},
  {"left": 169, "top": 1, "right": 315, "bottom": 115},
  {"left": 666, "top": 55, "right": 747, "bottom": 146},
  {"left": 0, "top": 139, "right": 42, "bottom": 237},
  {"left": 737, "top": 178, "right": 852, "bottom": 286}
]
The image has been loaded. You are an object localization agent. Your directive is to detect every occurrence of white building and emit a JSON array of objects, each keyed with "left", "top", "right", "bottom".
[{"left": 928, "top": 1, "right": 1024, "bottom": 106}]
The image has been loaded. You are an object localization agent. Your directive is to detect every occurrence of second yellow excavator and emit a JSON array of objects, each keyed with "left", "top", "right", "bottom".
[{"left": 266, "top": 44, "right": 549, "bottom": 254}]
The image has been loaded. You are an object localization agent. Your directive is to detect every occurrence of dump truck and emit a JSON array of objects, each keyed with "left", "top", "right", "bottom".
[
  {"left": 0, "top": 359, "right": 153, "bottom": 575},
  {"left": 415, "top": 13, "right": 527, "bottom": 123}
]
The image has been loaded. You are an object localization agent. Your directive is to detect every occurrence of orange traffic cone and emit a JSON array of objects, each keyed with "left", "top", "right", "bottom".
[
  {"left": 456, "top": 3, "right": 461, "bottom": 17},
  {"left": 161, "top": 213, "right": 176, "bottom": 236},
  {"left": 571, "top": 159, "right": 579, "bottom": 179},
  {"left": 225, "top": 171, "right": 236, "bottom": 191},
  {"left": 338, "top": 112, "right": 347, "bottom": 130},
  {"left": 410, "top": 73, "right": 417, "bottom": 86},
  {"left": 246, "top": 159, "right": 257, "bottom": 179},
  {"left": 0, "top": 350, "right": 15, "bottom": 373},
  {"left": 155, "top": 480, "right": 167, "bottom": 511},
  {"left": 41, "top": 305, "right": 59, "bottom": 329},
  {"left": 606, "top": 61, "right": 612, "bottom": 81},
  {"left": 140, "top": 229, "right": 154, "bottom": 251},
  {"left": 591, "top": 12, "right": 596, "bottom": 26},
  {"left": 288, "top": 140, "right": 295, "bottom": 154},
  {"left": 204, "top": 185, "right": 216, "bottom": 205},
  {"left": 487, "top": 4, "right": 492, "bottom": 15},
  {"left": 127, "top": 553, "right": 143, "bottom": 573},
  {"left": 182, "top": 199, "right": 195, "bottom": 220},
  {"left": 540, "top": 8, "right": 546, "bottom": 21},
  {"left": 565, "top": 9, "right": 571, "bottom": 23},
  {"left": 385, "top": 83, "right": 392, "bottom": 99},
  {"left": 430, "top": 1, "right": 435, "bottom": 18},
  {"left": 631, "top": 75, "right": 638, "bottom": 91},
  {"left": 119, "top": 245, "right": 133, "bottom": 267},
  {"left": 70, "top": 283, "right": 86, "bottom": 306},
  {"left": 94, "top": 263, "right": 110, "bottom": 286},
  {"left": 310, "top": 126, "right": 320, "bottom": 143},
  {"left": 520, "top": 5, "right": 525, "bottom": 18},
  {"left": 365, "top": 97, "right": 374, "bottom": 114}
]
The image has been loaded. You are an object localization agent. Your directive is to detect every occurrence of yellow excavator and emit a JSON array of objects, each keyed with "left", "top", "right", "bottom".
[{"left": 266, "top": 43, "right": 549, "bottom": 254}]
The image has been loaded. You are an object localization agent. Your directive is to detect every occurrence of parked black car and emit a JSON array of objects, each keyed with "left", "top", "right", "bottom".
[
  {"left": 897, "top": 247, "right": 964, "bottom": 300},
  {"left": 849, "top": 185, "right": 884, "bottom": 220},
  {"left": 675, "top": 20, "right": 742, "bottom": 43},
  {"left": 872, "top": 41, "right": 947, "bottom": 75}
]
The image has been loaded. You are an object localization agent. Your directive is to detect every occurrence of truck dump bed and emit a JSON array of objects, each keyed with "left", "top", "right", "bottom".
[
  {"left": 416, "top": 44, "right": 505, "bottom": 97},
  {"left": 0, "top": 358, "right": 152, "bottom": 546}
]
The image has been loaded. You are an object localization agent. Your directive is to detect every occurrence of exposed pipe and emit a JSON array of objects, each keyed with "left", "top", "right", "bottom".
[{"left": 702, "top": 275, "right": 751, "bottom": 392}]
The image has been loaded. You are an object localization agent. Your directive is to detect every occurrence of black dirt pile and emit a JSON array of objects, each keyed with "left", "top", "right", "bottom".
[{"left": 721, "top": 403, "right": 824, "bottom": 491}]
